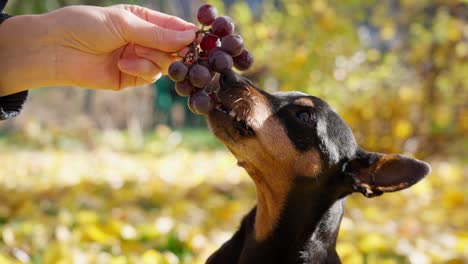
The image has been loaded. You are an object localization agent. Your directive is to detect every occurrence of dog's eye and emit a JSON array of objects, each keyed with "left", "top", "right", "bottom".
[{"left": 296, "top": 111, "right": 314, "bottom": 123}]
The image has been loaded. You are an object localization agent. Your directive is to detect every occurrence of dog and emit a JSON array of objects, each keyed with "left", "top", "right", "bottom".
[{"left": 205, "top": 70, "right": 430, "bottom": 264}]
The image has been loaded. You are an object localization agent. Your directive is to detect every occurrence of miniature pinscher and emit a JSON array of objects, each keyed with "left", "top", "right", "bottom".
[{"left": 205, "top": 70, "right": 430, "bottom": 264}]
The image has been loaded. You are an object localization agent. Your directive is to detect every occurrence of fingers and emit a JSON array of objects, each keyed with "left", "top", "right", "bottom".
[
  {"left": 155, "top": 14, "right": 200, "bottom": 32},
  {"left": 134, "top": 45, "right": 176, "bottom": 74},
  {"left": 117, "top": 5, "right": 199, "bottom": 32},
  {"left": 118, "top": 58, "right": 162, "bottom": 85},
  {"left": 121, "top": 13, "right": 196, "bottom": 52}
]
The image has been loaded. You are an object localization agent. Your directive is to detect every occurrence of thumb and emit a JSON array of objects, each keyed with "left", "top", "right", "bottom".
[{"left": 121, "top": 13, "right": 196, "bottom": 52}]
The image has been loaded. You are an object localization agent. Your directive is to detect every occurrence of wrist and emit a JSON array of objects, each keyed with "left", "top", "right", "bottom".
[{"left": 0, "top": 14, "right": 60, "bottom": 96}]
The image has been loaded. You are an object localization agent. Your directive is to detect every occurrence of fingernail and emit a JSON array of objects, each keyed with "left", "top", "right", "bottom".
[
  {"left": 154, "top": 73, "right": 163, "bottom": 81},
  {"left": 176, "top": 30, "right": 196, "bottom": 42}
]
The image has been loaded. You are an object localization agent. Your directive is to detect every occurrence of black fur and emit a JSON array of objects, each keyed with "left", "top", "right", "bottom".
[
  {"left": 207, "top": 71, "right": 430, "bottom": 264},
  {"left": 207, "top": 174, "right": 347, "bottom": 264}
]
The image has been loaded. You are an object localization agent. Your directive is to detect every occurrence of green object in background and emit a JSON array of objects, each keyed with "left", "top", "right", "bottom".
[
  {"left": 155, "top": 76, "right": 175, "bottom": 111},
  {"left": 153, "top": 76, "right": 205, "bottom": 128}
]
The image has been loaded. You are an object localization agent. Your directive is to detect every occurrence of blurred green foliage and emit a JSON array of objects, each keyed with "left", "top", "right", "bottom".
[{"left": 1, "top": 0, "right": 467, "bottom": 263}]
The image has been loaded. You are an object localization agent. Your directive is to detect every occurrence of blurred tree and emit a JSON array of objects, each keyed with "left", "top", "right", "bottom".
[
  {"left": 228, "top": 0, "right": 467, "bottom": 157},
  {"left": 2, "top": 0, "right": 466, "bottom": 155}
]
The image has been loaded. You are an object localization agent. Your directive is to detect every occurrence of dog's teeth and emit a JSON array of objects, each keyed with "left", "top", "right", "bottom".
[{"left": 229, "top": 110, "right": 236, "bottom": 117}]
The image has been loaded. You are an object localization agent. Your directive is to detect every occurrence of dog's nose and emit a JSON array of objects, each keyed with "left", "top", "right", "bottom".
[{"left": 219, "top": 69, "right": 241, "bottom": 88}]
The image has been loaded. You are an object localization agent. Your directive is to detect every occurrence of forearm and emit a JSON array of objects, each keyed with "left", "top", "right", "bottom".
[
  {"left": 0, "top": 5, "right": 198, "bottom": 94},
  {"left": 0, "top": 14, "right": 58, "bottom": 96}
]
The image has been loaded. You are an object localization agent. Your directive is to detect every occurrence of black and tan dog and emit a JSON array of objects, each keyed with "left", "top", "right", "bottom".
[{"left": 205, "top": 70, "right": 430, "bottom": 264}]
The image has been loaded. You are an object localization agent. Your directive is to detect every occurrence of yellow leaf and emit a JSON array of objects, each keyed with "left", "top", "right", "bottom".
[
  {"left": 76, "top": 210, "right": 99, "bottom": 225},
  {"left": 82, "top": 225, "right": 115, "bottom": 244},
  {"left": 381, "top": 24, "right": 396, "bottom": 40},
  {"left": 110, "top": 256, "right": 128, "bottom": 264},
  {"left": 0, "top": 253, "right": 18, "bottom": 264},
  {"left": 358, "top": 233, "right": 389, "bottom": 253},
  {"left": 142, "top": 250, "right": 166, "bottom": 264},
  {"left": 393, "top": 120, "right": 412, "bottom": 139},
  {"left": 367, "top": 49, "right": 381, "bottom": 62},
  {"left": 43, "top": 243, "right": 72, "bottom": 264}
]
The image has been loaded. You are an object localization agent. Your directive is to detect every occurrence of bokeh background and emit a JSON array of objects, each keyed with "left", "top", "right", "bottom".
[{"left": 1, "top": 0, "right": 467, "bottom": 263}]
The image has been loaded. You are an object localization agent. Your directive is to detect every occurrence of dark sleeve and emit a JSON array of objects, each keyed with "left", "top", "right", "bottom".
[
  {"left": 0, "top": 0, "right": 29, "bottom": 121},
  {"left": 0, "top": 91, "right": 29, "bottom": 120},
  {"left": 0, "top": 0, "right": 6, "bottom": 11}
]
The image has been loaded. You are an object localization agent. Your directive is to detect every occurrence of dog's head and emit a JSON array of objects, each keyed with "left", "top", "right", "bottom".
[{"left": 208, "top": 70, "right": 430, "bottom": 200}]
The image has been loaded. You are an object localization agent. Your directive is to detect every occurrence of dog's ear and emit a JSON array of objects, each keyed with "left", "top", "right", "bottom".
[{"left": 343, "top": 149, "right": 430, "bottom": 197}]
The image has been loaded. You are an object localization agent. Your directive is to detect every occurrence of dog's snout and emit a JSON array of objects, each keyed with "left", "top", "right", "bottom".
[{"left": 219, "top": 69, "right": 243, "bottom": 88}]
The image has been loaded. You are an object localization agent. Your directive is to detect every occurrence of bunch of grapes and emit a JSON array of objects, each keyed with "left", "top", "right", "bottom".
[{"left": 168, "top": 4, "right": 254, "bottom": 115}]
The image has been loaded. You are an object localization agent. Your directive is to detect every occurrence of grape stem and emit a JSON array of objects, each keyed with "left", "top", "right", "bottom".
[
  {"left": 196, "top": 29, "right": 212, "bottom": 35},
  {"left": 205, "top": 33, "right": 219, "bottom": 38},
  {"left": 196, "top": 28, "right": 218, "bottom": 39},
  {"left": 183, "top": 42, "right": 200, "bottom": 65}
]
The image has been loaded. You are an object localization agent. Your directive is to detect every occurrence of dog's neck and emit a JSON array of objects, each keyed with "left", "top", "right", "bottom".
[
  {"left": 241, "top": 167, "right": 345, "bottom": 263},
  {"left": 277, "top": 177, "right": 344, "bottom": 263}
]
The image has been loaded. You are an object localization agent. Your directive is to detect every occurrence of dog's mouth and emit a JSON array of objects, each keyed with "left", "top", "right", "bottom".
[
  {"left": 213, "top": 102, "right": 255, "bottom": 136},
  {"left": 208, "top": 70, "right": 255, "bottom": 138}
]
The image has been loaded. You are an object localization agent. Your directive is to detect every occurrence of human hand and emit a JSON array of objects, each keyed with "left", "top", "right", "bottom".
[
  {"left": 49, "top": 5, "right": 198, "bottom": 90},
  {"left": 0, "top": 5, "right": 198, "bottom": 95}
]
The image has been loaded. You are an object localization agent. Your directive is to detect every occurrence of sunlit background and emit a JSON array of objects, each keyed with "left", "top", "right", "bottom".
[{"left": 0, "top": 0, "right": 467, "bottom": 263}]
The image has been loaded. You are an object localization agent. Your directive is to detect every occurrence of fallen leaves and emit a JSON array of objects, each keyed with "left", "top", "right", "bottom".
[{"left": 0, "top": 135, "right": 466, "bottom": 263}]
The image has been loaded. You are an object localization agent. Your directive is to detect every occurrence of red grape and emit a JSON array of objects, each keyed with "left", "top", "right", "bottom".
[
  {"left": 189, "top": 64, "right": 212, "bottom": 88},
  {"left": 175, "top": 79, "right": 194, "bottom": 97},
  {"left": 221, "top": 34, "right": 244, "bottom": 57},
  {"left": 209, "top": 49, "right": 233, "bottom": 72},
  {"left": 197, "top": 4, "right": 218, "bottom": 26},
  {"left": 188, "top": 90, "right": 214, "bottom": 115},
  {"left": 208, "top": 47, "right": 223, "bottom": 56},
  {"left": 233, "top": 50, "right": 254, "bottom": 71},
  {"left": 198, "top": 59, "right": 212, "bottom": 73},
  {"left": 168, "top": 61, "right": 188, "bottom": 82},
  {"left": 212, "top": 16, "right": 235, "bottom": 37},
  {"left": 169, "top": 4, "right": 255, "bottom": 115},
  {"left": 200, "top": 35, "right": 220, "bottom": 52}
]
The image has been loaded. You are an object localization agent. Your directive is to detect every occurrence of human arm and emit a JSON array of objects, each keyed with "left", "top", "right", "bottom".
[{"left": 0, "top": 4, "right": 198, "bottom": 96}]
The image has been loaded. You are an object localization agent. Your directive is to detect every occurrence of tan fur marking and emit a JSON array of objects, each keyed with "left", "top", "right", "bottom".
[
  {"left": 355, "top": 154, "right": 396, "bottom": 184},
  {"left": 237, "top": 117, "right": 297, "bottom": 241},
  {"left": 238, "top": 116, "right": 323, "bottom": 241},
  {"left": 209, "top": 86, "right": 323, "bottom": 242},
  {"left": 373, "top": 155, "right": 410, "bottom": 191},
  {"left": 294, "top": 150, "right": 322, "bottom": 177},
  {"left": 294, "top": 97, "right": 315, "bottom": 107},
  {"left": 377, "top": 182, "right": 409, "bottom": 192},
  {"left": 249, "top": 93, "right": 272, "bottom": 130},
  {"left": 352, "top": 154, "right": 405, "bottom": 194},
  {"left": 375, "top": 155, "right": 399, "bottom": 171}
]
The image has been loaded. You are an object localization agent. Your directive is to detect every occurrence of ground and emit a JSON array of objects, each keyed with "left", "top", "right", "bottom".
[{"left": 0, "top": 129, "right": 466, "bottom": 264}]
